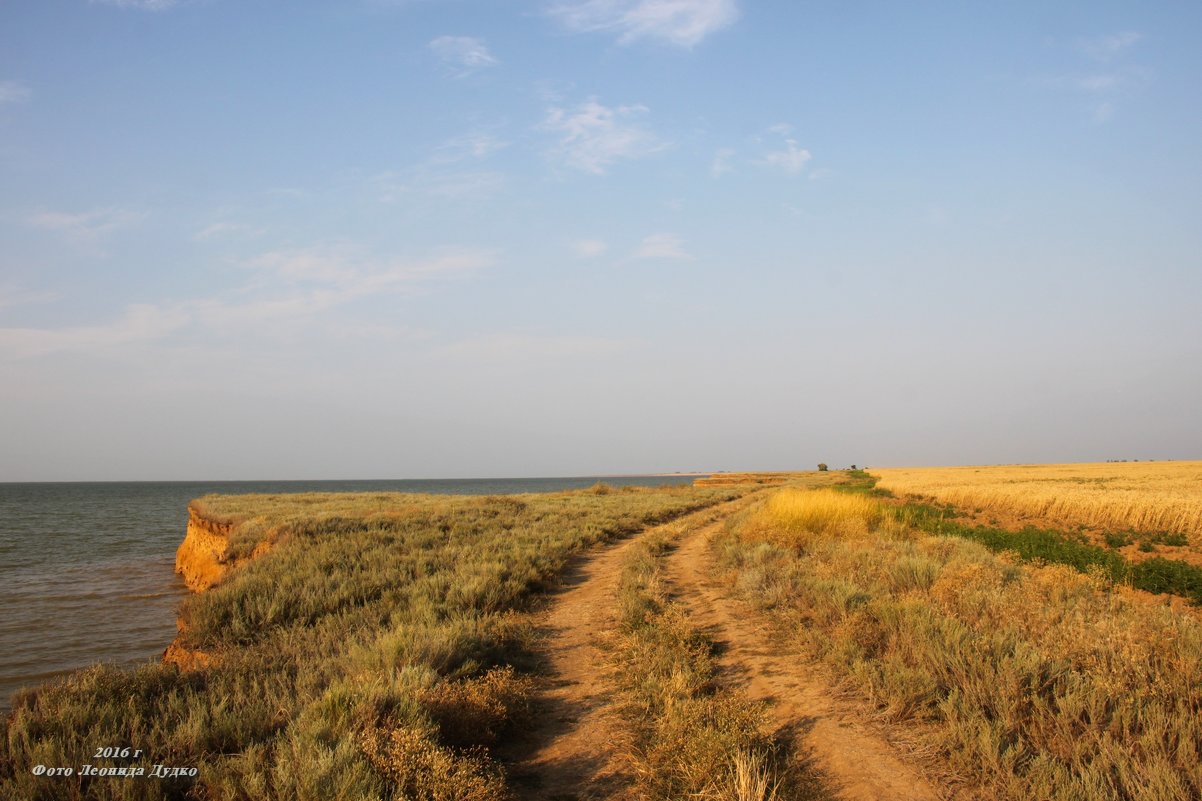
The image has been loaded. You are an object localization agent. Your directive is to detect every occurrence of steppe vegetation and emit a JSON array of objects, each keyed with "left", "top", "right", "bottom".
[
  {"left": 1, "top": 484, "right": 739, "bottom": 801},
  {"left": 717, "top": 477, "right": 1202, "bottom": 801},
  {"left": 873, "top": 461, "right": 1202, "bottom": 544},
  {"left": 7, "top": 463, "right": 1201, "bottom": 801}
]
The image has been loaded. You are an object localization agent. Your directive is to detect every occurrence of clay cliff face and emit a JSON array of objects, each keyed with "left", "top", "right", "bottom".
[
  {"left": 165, "top": 506, "right": 247, "bottom": 670},
  {"left": 167, "top": 506, "right": 278, "bottom": 669},
  {"left": 175, "top": 507, "right": 235, "bottom": 592}
]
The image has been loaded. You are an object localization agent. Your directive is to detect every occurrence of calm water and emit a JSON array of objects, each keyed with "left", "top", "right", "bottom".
[{"left": 0, "top": 475, "right": 701, "bottom": 711}]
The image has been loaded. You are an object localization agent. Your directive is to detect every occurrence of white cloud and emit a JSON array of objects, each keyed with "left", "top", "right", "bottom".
[
  {"left": 633, "top": 233, "right": 691, "bottom": 260},
  {"left": 0, "top": 80, "right": 32, "bottom": 105},
  {"left": 760, "top": 136, "right": 811, "bottom": 175},
  {"left": 1076, "top": 31, "right": 1142, "bottom": 62},
  {"left": 89, "top": 0, "right": 179, "bottom": 9},
  {"left": 549, "top": 0, "right": 739, "bottom": 47},
  {"left": 194, "top": 222, "right": 264, "bottom": 241},
  {"left": 543, "top": 99, "right": 666, "bottom": 174},
  {"left": 429, "top": 36, "right": 499, "bottom": 76},
  {"left": 1037, "top": 32, "right": 1148, "bottom": 123},
  {"left": 710, "top": 147, "right": 735, "bottom": 177},
  {"left": 572, "top": 239, "right": 608, "bottom": 258},
  {"left": 26, "top": 207, "right": 146, "bottom": 239},
  {"left": 720, "top": 127, "right": 814, "bottom": 177}
]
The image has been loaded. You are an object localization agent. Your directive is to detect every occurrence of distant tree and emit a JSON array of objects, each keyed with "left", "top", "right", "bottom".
[
  {"left": 817, "top": 463, "right": 828, "bottom": 472},
  {"left": 849, "top": 464, "right": 857, "bottom": 470}
]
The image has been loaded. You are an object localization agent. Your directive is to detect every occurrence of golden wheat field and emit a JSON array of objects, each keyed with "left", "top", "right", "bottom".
[{"left": 873, "top": 461, "right": 1202, "bottom": 544}]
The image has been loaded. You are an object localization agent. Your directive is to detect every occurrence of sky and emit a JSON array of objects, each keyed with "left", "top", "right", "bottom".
[{"left": 1, "top": 0, "right": 1200, "bottom": 480}]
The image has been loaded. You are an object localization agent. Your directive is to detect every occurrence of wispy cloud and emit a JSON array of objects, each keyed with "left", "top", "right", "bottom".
[
  {"left": 759, "top": 126, "right": 812, "bottom": 175},
  {"left": 0, "top": 246, "right": 496, "bottom": 359},
  {"left": 89, "top": 0, "right": 180, "bottom": 9},
  {"left": 438, "top": 332, "right": 630, "bottom": 362},
  {"left": 244, "top": 245, "right": 494, "bottom": 299},
  {"left": 0, "top": 286, "right": 58, "bottom": 309},
  {"left": 429, "top": 36, "right": 499, "bottom": 76},
  {"left": 710, "top": 147, "right": 735, "bottom": 177},
  {"left": 1076, "top": 31, "right": 1142, "bottom": 62},
  {"left": 372, "top": 169, "right": 506, "bottom": 202},
  {"left": 370, "top": 130, "right": 509, "bottom": 202},
  {"left": 714, "top": 127, "right": 814, "bottom": 177},
  {"left": 633, "top": 232, "right": 692, "bottom": 260},
  {"left": 200, "top": 245, "right": 494, "bottom": 344},
  {"left": 543, "top": 99, "right": 666, "bottom": 174},
  {"left": 193, "top": 222, "right": 265, "bottom": 241},
  {"left": 1092, "top": 101, "right": 1115, "bottom": 124},
  {"left": 431, "top": 132, "right": 508, "bottom": 164},
  {"left": 1040, "top": 31, "right": 1147, "bottom": 123},
  {"left": 25, "top": 207, "right": 146, "bottom": 239},
  {"left": 761, "top": 139, "right": 811, "bottom": 174},
  {"left": 549, "top": 0, "right": 739, "bottom": 47},
  {"left": 0, "top": 304, "right": 187, "bottom": 359},
  {"left": 571, "top": 239, "right": 608, "bottom": 258},
  {"left": 0, "top": 80, "right": 32, "bottom": 106}
]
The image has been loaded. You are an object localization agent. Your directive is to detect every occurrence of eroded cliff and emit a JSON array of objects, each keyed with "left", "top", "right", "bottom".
[
  {"left": 175, "top": 506, "right": 236, "bottom": 592},
  {"left": 166, "top": 505, "right": 274, "bottom": 670}
]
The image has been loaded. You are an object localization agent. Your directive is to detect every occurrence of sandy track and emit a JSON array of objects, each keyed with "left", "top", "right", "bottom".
[
  {"left": 662, "top": 524, "right": 943, "bottom": 801},
  {"left": 505, "top": 496, "right": 942, "bottom": 801},
  {"left": 502, "top": 529, "right": 638, "bottom": 801},
  {"left": 499, "top": 501, "right": 733, "bottom": 799}
]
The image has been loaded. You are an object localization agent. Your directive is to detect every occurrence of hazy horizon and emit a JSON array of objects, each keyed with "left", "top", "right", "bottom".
[
  {"left": 3, "top": 459, "right": 1198, "bottom": 485},
  {"left": 2, "top": 1, "right": 1200, "bottom": 482}
]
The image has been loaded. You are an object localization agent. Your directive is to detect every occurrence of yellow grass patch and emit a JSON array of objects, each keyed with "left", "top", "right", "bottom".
[
  {"left": 873, "top": 461, "right": 1202, "bottom": 544},
  {"left": 745, "top": 488, "right": 883, "bottom": 549}
]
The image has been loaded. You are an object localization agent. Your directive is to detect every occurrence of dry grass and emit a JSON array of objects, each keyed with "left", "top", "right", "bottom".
[
  {"left": 609, "top": 529, "right": 829, "bottom": 801},
  {"left": 1, "top": 485, "right": 741, "bottom": 801},
  {"left": 741, "top": 488, "right": 884, "bottom": 550},
  {"left": 872, "top": 462, "right": 1202, "bottom": 545},
  {"left": 717, "top": 485, "right": 1202, "bottom": 801}
]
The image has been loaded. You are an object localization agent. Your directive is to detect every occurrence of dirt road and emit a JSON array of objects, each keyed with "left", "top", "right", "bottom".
[
  {"left": 661, "top": 524, "right": 943, "bottom": 801},
  {"left": 509, "top": 498, "right": 942, "bottom": 801}
]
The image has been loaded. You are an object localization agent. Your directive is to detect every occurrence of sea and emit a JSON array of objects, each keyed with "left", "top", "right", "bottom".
[{"left": 0, "top": 475, "right": 701, "bottom": 713}]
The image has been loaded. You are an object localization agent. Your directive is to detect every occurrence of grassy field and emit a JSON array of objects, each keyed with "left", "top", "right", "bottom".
[
  {"left": 872, "top": 462, "right": 1202, "bottom": 546},
  {"left": 8, "top": 465, "right": 1200, "bottom": 800},
  {"left": 717, "top": 479, "right": 1202, "bottom": 801},
  {"left": 0, "top": 484, "right": 739, "bottom": 801}
]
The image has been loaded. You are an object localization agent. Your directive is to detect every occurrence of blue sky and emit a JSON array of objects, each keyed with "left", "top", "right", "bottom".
[{"left": 1, "top": 0, "right": 1200, "bottom": 480}]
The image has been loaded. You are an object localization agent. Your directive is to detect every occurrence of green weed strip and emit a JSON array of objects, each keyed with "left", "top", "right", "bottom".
[{"left": 838, "top": 472, "right": 1202, "bottom": 605}]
